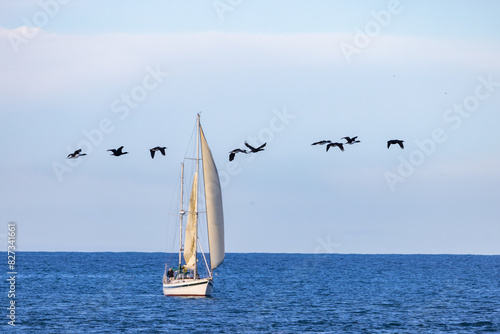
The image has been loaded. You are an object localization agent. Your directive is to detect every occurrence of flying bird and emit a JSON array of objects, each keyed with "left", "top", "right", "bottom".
[
  {"left": 326, "top": 142, "right": 344, "bottom": 152},
  {"left": 229, "top": 148, "right": 248, "bottom": 162},
  {"left": 387, "top": 140, "right": 404, "bottom": 149},
  {"left": 244, "top": 141, "right": 266, "bottom": 153},
  {"left": 342, "top": 136, "right": 360, "bottom": 144},
  {"left": 311, "top": 140, "right": 331, "bottom": 146},
  {"left": 150, "top": 146, "right": 167, "bottom": 159},
  {"left": 108, "top": 146, "right": 128, "bottom": 156},
  {"left": 67, "top": 149, "right": 86, "bottom": 159}
]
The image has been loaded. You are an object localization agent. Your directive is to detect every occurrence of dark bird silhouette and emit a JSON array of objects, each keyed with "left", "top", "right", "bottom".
[
  {"left": 150, "top": 146, "right": 167, "bottom": 159},
  {"left": 67, "top": 149, "right": 86, "bottom": 159},
  {"left": 387, "top": 140, "right": 404, "bottom": 149},
  {"left": 108, "top": 146, "right": 128, "bottom": 156},
  {"left": 229, "top": 148, "right": 248, "bottom": 161},
  {"left": 326, "top": 142, "right": 344, "bottom": 152},
  {"left": 342, "top": 136, "right": 360, "bottom": 144},
  {"left": 244, "top": 141, "right": 266, "bottom": 153},
  {"left": 311, "top": 140, "right": 331, "bottom": 146}
]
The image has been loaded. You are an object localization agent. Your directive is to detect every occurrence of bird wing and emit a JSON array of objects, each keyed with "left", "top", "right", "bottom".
[
  {"left": 338, "top": 143, "right": 344, "bottom": 151},
  {"left": 257, "top": 143, "right": 267, "bottom": 150},
  {"left": 244, "top": 142, "right": 256, "bottom": 151},
  {"left": 326, "top": 143, "right": 332, "bottom": 152},
  {"left": 398, "top": 142, "right": 404, "bottom": 149},
  {"left": 150, "top": 149, "right": 155, "bottom": 159},
  {"left": 75, "top": 149, "right": 82, "bottom": 154},
  {"left": 387, "top": 141, "right": 391, "bottom": 149},
  {"left": 117, "top": 146, "right": 124, "bottom": 154},
  {"left": 159, "top": 147, "right": 166, "bottom": 155},
  {"left": 229, "top": 152, "right": 235, "bottom": 161}
]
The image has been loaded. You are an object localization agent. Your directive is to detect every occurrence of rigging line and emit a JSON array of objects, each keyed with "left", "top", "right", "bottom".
[
  {"left": 165, "top": 164, "right": 182, "bottom": 264},
  {"left": 197, "top": 238, "right": 211, "bottom": 276},
  {"left": 182, "top": 117, "right": 198, "bottom": 161}
]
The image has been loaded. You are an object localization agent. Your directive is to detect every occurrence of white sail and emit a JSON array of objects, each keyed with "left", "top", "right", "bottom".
[
  {"left": 183, "top": 172, "right": 198, "bottom": 269},
  {"left": 200, "top": 126, "right": 225, "bottom": 270}
]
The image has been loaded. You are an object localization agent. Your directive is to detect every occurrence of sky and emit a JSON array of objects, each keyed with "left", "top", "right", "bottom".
[{"left": 0, "top": 0, "right": 499, "bottom": 254}]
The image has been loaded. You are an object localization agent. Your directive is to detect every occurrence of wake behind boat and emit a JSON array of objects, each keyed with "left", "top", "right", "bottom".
[{"left": 163, "top": 114, "right": 225, "bottom": 297}]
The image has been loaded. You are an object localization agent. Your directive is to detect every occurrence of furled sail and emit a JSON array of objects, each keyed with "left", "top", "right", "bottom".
[
  {"left": 200, "top": 126, "right": 225, "bottom": 270},
  {"left": 183, "top": 172, "right": 198, "bottom": 269}
]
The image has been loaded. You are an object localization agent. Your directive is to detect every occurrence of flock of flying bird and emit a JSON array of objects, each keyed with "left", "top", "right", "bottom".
[
  {"left": 228, "top": 137, "right": 404, "bottom": 161},
  {"left": 67, "top": 138, "right": 404, "bottom": 162},
  {"left": 66, "top": 146, "right": 168, "bottom": 159},
  {"left": 311, "top": 137, "right": 405, "bottom": 151}
]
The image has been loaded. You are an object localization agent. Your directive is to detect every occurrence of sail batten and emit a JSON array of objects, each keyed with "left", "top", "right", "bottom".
[{"left": 200, "top": 126, "right": 225, "bottom": 271}]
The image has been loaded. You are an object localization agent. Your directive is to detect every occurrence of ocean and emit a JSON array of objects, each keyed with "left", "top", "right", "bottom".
[{"left": 3, "top": 252, "right": 500, "bottom": 333}]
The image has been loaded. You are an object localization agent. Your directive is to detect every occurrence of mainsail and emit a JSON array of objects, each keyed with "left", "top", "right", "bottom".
[
  {"left": 200, "top": 126, "right": 225, "bottom": 270},
  {"left": 183, "top": 172, "right": 198, "bottom": 269}
]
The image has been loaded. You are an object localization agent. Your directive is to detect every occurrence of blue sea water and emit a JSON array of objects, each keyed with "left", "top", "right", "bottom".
[{"left": 2, "top": 253, "right": 500, "bottom": 333}]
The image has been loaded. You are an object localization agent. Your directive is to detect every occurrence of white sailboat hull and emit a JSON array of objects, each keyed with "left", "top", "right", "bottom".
[{"left": 163, "top": 277, "right": 213, "bottom": 296}]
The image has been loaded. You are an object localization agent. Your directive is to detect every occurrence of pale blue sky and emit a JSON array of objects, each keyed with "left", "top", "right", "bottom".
[{"left": 1, "top": 1, "right": 499, "bottom": 254}]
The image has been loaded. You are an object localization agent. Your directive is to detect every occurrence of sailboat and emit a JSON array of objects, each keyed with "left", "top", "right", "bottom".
[{"left": 163, "top": 114, "right": 225, "bottom": 297}]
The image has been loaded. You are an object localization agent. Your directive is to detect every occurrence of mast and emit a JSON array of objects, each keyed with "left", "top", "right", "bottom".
[
  {"left": 194, "top": 113, "right": 200, "bottom": 280},
  {"left": 178, "top": 163, "right": 185, "bottom": 270}
]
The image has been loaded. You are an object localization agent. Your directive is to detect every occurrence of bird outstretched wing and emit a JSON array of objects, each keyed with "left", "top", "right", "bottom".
[{"left": 244, "top": 142, "right": 256, "bottom": 151}]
